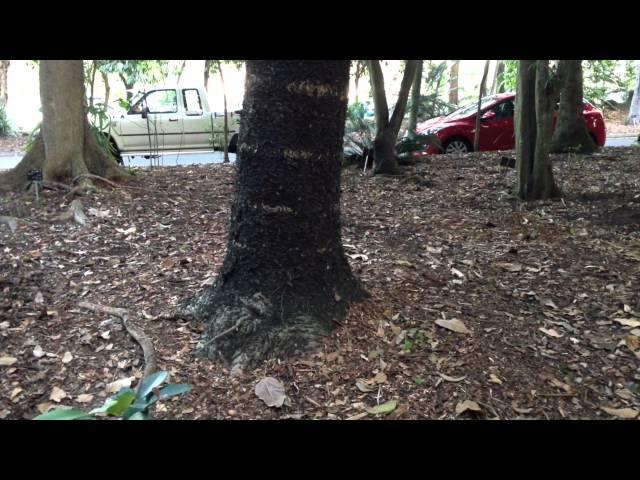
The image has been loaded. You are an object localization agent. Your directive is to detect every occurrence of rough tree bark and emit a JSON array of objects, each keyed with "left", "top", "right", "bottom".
[
  {"left": 181, "top": 61, "right": 366, "bottom": 369},
  {"left": 407, "top": 60, "right": 423, "bottom": 135},
  {"left": 0, "top": 60, "right": 10, "bottom": 105},
  {"left": 490, "top": 61, "right": 505, "bottom": 94},
  {"left": 449, "top": 60, "right": 459, "bottom": 105},
  {"left": 627, "top": 63, "right": 640, "bottom": 126},
  {"left": 0, "top": 60, "right": 127, "bottom": 191},
  {"left": 473, "top": 60, "right": 491, "bottom": 151},
  {"left": 368, "top": 60, "right": 418, "bottom": 174},
  {"left": 515, "top": 60, "right": 560, "bottom": 200},
  {"left": 551, "top": 60, "right": 596, "bottom": 154}
]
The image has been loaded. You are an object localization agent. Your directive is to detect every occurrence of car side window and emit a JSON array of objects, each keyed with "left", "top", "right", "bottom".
[
  {"left": 183, "top": 89, "right": 202, "bottom": 111},
  {"left": 494, "top": 100, "right": 514, "bottom": 119},
  {"left": 142, "top": 90, "right": 178, "bottom": 114}
]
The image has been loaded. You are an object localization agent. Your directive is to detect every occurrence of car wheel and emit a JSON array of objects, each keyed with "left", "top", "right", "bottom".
[
  {"left": 228, "top": 133, "right": 239, "bottom": 154},
  {"left": 443, "top": 137, "right": 472, "bottom": 154}
]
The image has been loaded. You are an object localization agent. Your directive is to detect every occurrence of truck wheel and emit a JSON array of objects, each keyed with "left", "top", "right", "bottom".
[{"left": 228, "top": 133, "right": 239, "bottom": 154}]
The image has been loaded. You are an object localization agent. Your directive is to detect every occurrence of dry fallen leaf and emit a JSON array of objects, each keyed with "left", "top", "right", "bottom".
[
  {"left": 0, "top": 356, "right": 18, "bottom": 366},
  {"left": 255, "top": 377, "right": 286, "bottom": 408},
  {"left": 373, "top": 372, "right": 387, "bottom": 384},
  {"left": 346, "top": 412, "right": 369, "bottom": 420},
  {"left": 356, "top": 379, "right": 376, "bottom": 393},
  {"left": 439, "top": 373, "right": 467, "bottom": 383},
  {"left": 76, "top": 394, "right": 94, "bottom": 403},
  {"left": 613, "top": 318, "right": 640, "bottom": 328},
  {"left": 106, "top": 377, "right": 134, "bottom": 393},
  {"left": 539, "top": 327, "right": 563, "bottom": 338},
  {"left": 625, "top": 336, "right": 639, "bottom": 351},
  {"left": 601, "top": 407, "right": 639, "bottom": 419},
  {"left": 489, "top": 374, "right": 503, "bottom": 385},
  {"left": 35, "top": 292, "right": 44, "bottom": 304},
  {"left": 33, "top": 345, "right": 45, "bottom": 358},
  {"left": 435, "top": 318, "right": 471, "bottom": 335},
  {"left": 497, "top": 262, "right": 522, "bottom": 272},
  {"left": 366, "top": 399, "right": 398, "bottom": 415},
  {"left": 50, "top": 386, "right": 67, "bottom": 403},
  {"left": 456, "top": 400, "right": 482, "bottom": 415},
  {"left": 61, "top": 351, "right": 73, "bottom": 363},
  {"left": 37, "top": 403, "right": 54, "bottom": 414}
]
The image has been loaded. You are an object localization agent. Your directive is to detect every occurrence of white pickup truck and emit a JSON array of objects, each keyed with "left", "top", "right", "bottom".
[{"left": 105, "top": 86, "right": 240, "bottom": 163}]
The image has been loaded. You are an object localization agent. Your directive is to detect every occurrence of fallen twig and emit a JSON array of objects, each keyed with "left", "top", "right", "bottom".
[
  {"left": 78, "top": 301, "right": 157, "bottom": 385},
  {"left": 72, "top": 173, "right": 120, "bottom": 189}
]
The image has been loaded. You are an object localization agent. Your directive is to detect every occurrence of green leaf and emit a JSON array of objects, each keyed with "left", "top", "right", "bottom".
[
  {"left": 136, "top": 371, "right": 168, "bottom": 400},
  {"left": 366, "top": 399, "right": 398, "bottom": 415},
  {"left": 127, "top": 411, "right": 149, "bottom": 420},
  {"left": 105, "top": 390, "right": 136, "bottom": 416},
  {"left": 35, "top": 409, "right": 92, "bottom": 420},
  {"left": 121, "top": 401, "right": 149, "bottom": 420},
  {"left": 159, "top": 384, "right": 192, "bottom": 400},
  {"left": 90, "top": 398, "right": 118, "bottom": 415},
  {"left": 413, "top": 377, "right": 426, "bottom": 385}
]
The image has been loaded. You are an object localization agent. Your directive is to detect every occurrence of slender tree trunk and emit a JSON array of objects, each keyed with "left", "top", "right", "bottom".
[
  {"left": 551, "top": 60, "right": 596, "bottom": 153},
  {"left": 182, "top": 60, "right": 365, "bottom": 369},
  {"left": 407, "top": 60, "right": 423, "bottom": 135},
  {"left": 176, "top": 60, "right": 187, "bottom": 84},
  {"left": 101, "top": 71, "right": 111, "bottom": 107},
  {"left": 515, "top": 60, "right": 538, "bottom": 199},
  {"left": 627, "top": 63, "right": 640, "bottom": 126},
  {"left": 449, "top": 60, "right": 459, "bottom": 105},
  {"left": 474, "top": 60, "right": 491, "bottom": 151},
  {"left": 0, "top": 60, "right": 10, "bottom": 105},
  {"left": 515, "top": 60, "right": 560, "bottom": 201},
  {"left": 119, "top": 74, "right": 135, "bottom": 101},
  {"left": 0, "top": 60, "right": 127, "bottom": 191},
  {"left": 491, "top": 61, "right": 505, "bottom": 94},
  {"left": 204, "top": 60, "right": 212, "bottom": 92},
  {"left": 369, "top": 59, "right": 418, "bottom": 174},
  {"left": 216, "top": 60, "right": 230, "bottom": 163},
  {"left": 88, "top": 61, "right": 97, "bottom": 108}
]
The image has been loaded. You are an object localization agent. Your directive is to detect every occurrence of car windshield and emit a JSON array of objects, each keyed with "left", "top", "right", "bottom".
[{"left": 445, "top": 96, "right": 499, "bottom": 120}]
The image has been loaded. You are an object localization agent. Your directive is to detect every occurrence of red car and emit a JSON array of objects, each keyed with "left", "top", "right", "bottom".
[{"left": 414, "top": 93, "right": 606, "bottom": 155}]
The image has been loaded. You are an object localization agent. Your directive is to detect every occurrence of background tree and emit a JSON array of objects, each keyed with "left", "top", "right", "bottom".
[
  {"left": 551, "top": 60, "right": 596, "bottom": 153},
  {"left": 448, "top": 60, "right": 459, "bottom": 105},
  {"left": 351, "top": 60, "right": 367, "bottom": 104},
  {"left": 0, "top": 60, "right": 126, "bottom": 190},
  {"left": 101, "top": 60, "right": 169, "bottom": 102},
  {"left": 473, "top": 60, "right": 491, "bottom": 151},
  {"left": 0, "top": 60, "right": 10, "bottom": 105},
  {"left": 627, "top": 62, "right": 640, "bottom": 126},
  {"left": 368, "top": 59, "right": 418, "bottom": 174},
  {"left": 515, "top": 60, "right": 560, "bottom": 200},
  {"left": 182, "top": 60, "right": 364, "bottom": 369},
  {"left": 490, "top": 60, "right": 505, "bottom": 94},
  {"left": 407, "top": 60, "right": 423, "bottom": 135}
]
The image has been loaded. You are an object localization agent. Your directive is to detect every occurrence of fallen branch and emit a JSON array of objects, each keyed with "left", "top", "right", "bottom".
[
  {"left": 0, "top": 215, "right": 18, "bottom": 233},
  {"left": 78, "top": 301, "right": 157, "bottom": 384},
  {"left": 72, "top": 173, "right": 120, "bottom": 189},
  {"left": 57, "top": 199, "right": 88, "bottom": 226}
]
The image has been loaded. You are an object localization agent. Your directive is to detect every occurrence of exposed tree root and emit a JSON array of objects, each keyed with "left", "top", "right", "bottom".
[{"left": 78, "top": 301, "right": 157, "bottom": 383}]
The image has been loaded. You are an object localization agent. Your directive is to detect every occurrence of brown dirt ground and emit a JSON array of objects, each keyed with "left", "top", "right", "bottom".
[{"left": 1, "top": 147, "right": 640, "bottom": 420}]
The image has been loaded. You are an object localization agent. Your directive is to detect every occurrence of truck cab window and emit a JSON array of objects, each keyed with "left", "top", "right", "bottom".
[
  {"left": 183, "top": 89, "right": 202, "bottom": 111},
  {"left": 131, "top": 89, "right": 178, "bottom": 114}
]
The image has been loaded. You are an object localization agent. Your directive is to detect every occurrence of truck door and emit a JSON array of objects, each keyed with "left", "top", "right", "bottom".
[
  {"left": 120, "top": 89, "right": 183, "bottom": 151},
  {"left": 181, "top": 88, "right": 212, "bottom": 149}
]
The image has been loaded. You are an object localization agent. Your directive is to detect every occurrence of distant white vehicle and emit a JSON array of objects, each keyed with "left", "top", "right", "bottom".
[{"left": 104, "top": 86, "right": 240, "bottom": 163}]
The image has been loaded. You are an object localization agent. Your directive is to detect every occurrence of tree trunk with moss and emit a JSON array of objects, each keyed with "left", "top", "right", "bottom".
[
  {"left": 551, "top": 60, "right": 596, "bottom": 154},
  {"left": 0, "top": 60, "right": 127, "bottom": 191},
  {"left": 515, "top": 60, "right": 560, "bottom": 201},
  {"left": 181, "top": 60, "right": 366, "bottom": 369},
  {"left": 369, "top": 60, "right": 418, "bottom": 174}
]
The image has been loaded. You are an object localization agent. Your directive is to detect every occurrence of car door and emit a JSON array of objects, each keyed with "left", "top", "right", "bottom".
[
  {"left": 478, "top": 99, "right": 515, "bottom": 151},
  {"left": 118, "top": 89, "right": 183, "bottom": 151},
  {"left": 180, "top": 88, "right": 212, "bottom": 149}
]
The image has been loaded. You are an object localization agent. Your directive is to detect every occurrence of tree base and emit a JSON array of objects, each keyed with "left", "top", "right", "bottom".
[{"left": 550, "top": 126, "right": 597, "bottom": 154}]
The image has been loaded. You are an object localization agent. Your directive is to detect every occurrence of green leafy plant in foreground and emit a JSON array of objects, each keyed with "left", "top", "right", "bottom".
[{"left": 35, "top": 371, "right": 192, "bottom": 420}]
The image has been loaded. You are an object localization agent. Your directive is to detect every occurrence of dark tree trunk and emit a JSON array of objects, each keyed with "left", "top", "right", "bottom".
[
  {"left": 0, "top": 60, "right": 127, "bottom": 191},
  {"left": 407, "top": 60, "right": 423, "bottom": 135},
  {"left": 551, "top": 60, "right": 596, "bottom": 154},
  {"left": 182, "top": 60, "right": 365, "bottom": 369},
  {"left": 0, "top": 60, "right": 9, "bottom": 105},
  {"left": 88, "top": 61, "right": 97, "bottom": 108},
  {"left": 216, "top": 61, "right": 230, "bottom": 163},
  {"left": 490, "top": 61, "right": 505, "bottom": 94},
  {"left": 627, "top": 63, "right": 640, "bottom": 126},
  {"left": 473, "top": 60, "right": 491, "bottom": 151},
  {"left": 119, "top": 74, "right": 135, "bottom": 101},
  {"left": 175, "top": 60, "right": 187, "bottom": 84},
  {"left": 515, "top": 60, "right": 560, "bottom": 201},
  {"left": 204, "top": 60, "right": 212, "bottom": 91},
  {"left": 369, "top": 59, "right": 418, "bottom": 174},
  {"left": 101, "top": 71, "right": 110, "bottom": 107},
  {"left": 449, "top": 61, "right": 459, "bottom": 105}
]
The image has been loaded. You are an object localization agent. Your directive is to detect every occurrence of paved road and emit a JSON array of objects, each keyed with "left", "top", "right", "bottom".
[{"left": 0, "top": 137, "right": 636, "bottom": 171}]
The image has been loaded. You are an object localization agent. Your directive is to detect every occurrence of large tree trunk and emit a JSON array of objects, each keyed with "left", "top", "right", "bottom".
[
  {"left": 369, "top": 59, "right": 418, "bottom": 174},
  {"left": 0, "top": 60, "right": 127, "bottom": 191},
  {"left": 515, "top": 60, "right": 560, "bottom": 201},
  {"left": 449, "top": 60, "right": 459, "bottom": 105},
  {"left": 627, "top": 63, "right": 640, "bottom": 126},
  {"left": 216, "top": 60, "right": 230, "bottom": 163},
  {"left": 551, "top": 60, "right": 596, "bottom": 154},
  {"left": 182, "top": 60, "right": 365, "bottom": 369},
  {"left": 0, "top": 60, "right": 10, "bottom": 105},
  {"left": 491, "top": 61, "right": 505, "bottom": 94},
  {"left": 407, "top": 60, "right": 423, "bottom": 135},
  {"left": 473, "top": 60, "right": 491, "bottom": 151}
]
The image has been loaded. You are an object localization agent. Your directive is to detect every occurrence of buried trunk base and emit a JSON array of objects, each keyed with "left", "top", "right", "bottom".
[
  {"left": 373, "top": 132, "right": 400, "bottom": 175},
  {"left": 183, "top": 275, "right": 367, "bottom": 370},
  {"left": 551, "top": 126, "right": 596, "bottom": 154}
]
